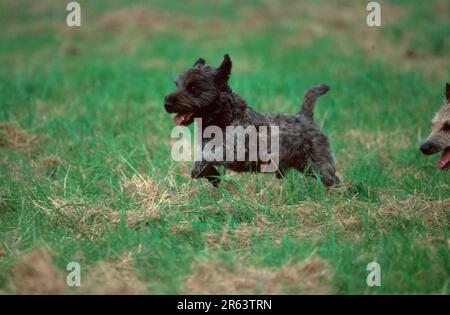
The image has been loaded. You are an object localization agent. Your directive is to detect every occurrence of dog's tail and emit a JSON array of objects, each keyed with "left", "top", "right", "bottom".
[{"left": 299, "top": 84, "right": 330, "bottom": 120}]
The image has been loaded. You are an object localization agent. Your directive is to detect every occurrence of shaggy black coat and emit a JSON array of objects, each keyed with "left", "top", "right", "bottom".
[{"left": 164, "top": 54, "right": 339, "bottom": 186}]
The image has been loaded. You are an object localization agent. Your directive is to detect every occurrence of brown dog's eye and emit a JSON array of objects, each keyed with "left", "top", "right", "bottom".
[{"left": 443, "top": 122, "right": 450, "bottom": 132}]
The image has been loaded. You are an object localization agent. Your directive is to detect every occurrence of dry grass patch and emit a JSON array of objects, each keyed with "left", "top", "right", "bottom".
[
  {"left": 120, "top": 173, "right": 169, "bottom": 220},
  {"left": 7, "top": 249, "right": 147, "bottom": 294},
  {"left": 43, "top": 197, "right": 116, "bottom": 238},
  {"left": 292, "top": 198, "right": 367, "bottom": 235},
  {"left": 97, "top": 6, "right": 173, "bottom": 33},
  {"left": 267, "top": 1, "right": 447, "bottom": 79},
  {"left": 204, "top": 196, "right": 368, "bottom": 250},
  {"left": 10, "top": 248, "right": 68, "bottom": 294},
  {"left": 0, "top": 123, "right": 39, "bottom": 152},
  {"left": 33, "top": 175, "right": 169, "bottom": 239},
  {"left": 96, "top": 5, "right": 226, "bottom": 39},
  {"left": 5, "top": 1, "right": 447, "bottom": 79},
  {"left": 171, "top": 221, "right": 193, "bottom": 235},
  {"left": 378, "top": 195, "right": 449, "bottom": 227},
  {"left": 220, "top": 174, "right": 286, "bottom": 204},
  {"left": 33, "top": 154, "right": 63, "bottom": 177},
  {"left": 183, "top": 255, "right": 334, "bottom": 294},
  {"left": 39, "top": 155, "right": 62, "bottom": 169},
  {"left": 201, "top": 178, "right": 373, "bottom": 250},
  {"left": 204, "top": 214, "right": 284, "bottom": 249},
  {"left": 76, "top": 252, "right": 147, "bottom": 295}
]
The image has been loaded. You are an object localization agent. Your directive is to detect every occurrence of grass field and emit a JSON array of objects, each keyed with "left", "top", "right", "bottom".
[{"left": 0, "top": 0, "right": 449, "bottom": 294}]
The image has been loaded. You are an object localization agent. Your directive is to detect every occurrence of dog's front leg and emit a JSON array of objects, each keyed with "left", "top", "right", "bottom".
[
  {"left": 191, "top": 160, "right": 221, "bottom": 187},
  {"left": 275, "top": 168, "right": 285, "bottom": 179}
]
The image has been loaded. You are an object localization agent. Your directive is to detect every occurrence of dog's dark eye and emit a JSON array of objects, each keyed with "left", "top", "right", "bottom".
[
  {"left": 443, "top": 122, "right": 450, "bottom": 132},
  {"left": 174, "top": 81, "right": 178, "bottom": 88},
  {"left": 187, "top": 84, "right": 197, "bottom": 93}
]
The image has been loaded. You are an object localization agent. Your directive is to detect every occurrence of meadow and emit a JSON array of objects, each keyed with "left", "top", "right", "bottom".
[{"left": 0, "top": 0, "right": 449, "bottom": 294}]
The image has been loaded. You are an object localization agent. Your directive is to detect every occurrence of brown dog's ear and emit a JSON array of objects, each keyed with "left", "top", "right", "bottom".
[
  {"left": 446, "top": 82, "right": 450, "bottom": 101},
  {"left": 216, "top": 54, "right": 232, "bottom": 82},
  {"left": 193, "top": 58, "right": 205, "bottom": 67}
]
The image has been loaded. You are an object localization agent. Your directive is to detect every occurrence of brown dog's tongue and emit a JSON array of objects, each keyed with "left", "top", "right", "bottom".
[
  {"left": 173, "top": 113, "right": 194, "bottom": 126},
  {"left": 436, "top": 148, "right": 450, "bottom": 169}
]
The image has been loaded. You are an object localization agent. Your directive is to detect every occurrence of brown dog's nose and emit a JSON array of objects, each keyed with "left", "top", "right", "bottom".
[{"left": 420, "top": 143, "right": 437, "bottom": 155}]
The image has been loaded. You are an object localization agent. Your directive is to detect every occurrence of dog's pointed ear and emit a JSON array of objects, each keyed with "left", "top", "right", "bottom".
[
  {"left": 193, "top": 58, "right": 205, "bottom": 67},
  {"left": 446, "top": 82, "right": 450, "bottom": 101},
  {"left": 216, "top": 54, "right": 232, "bottom": 82}
]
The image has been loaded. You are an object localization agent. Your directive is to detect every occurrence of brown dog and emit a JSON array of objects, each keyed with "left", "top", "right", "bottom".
[{"left": 420, "top": 83, "right": 450, "bottom": 170}]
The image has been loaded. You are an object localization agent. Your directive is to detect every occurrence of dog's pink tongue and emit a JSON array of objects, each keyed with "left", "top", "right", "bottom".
[
  {"left": 436, "top": 148, "right": 450, "bottom": 169},
  {"left": 173, "top": 113, "right": 193, "bottom": 126},
  {"left": 173, "top": 114, "right": 184, "bottom": 125}
]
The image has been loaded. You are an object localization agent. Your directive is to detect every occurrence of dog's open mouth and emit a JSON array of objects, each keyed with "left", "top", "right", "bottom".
[
  {"left": 436, "top": 147, "right": 450, "bottom": 170},
  {"left": 173, "top": 112, "right": 195, "bottom": 126}
]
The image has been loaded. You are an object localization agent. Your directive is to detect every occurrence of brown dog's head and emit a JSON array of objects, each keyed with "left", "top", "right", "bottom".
[
  {"left": 163, "top": 54, "right": 232, "bottom": 126},
  {"left": 420, "top": 83, "right": 450, "bottom": 170}
]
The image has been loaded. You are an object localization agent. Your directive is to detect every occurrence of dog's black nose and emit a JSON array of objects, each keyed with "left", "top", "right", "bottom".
[
  {"left": 420, "top": 143, "right": 437, "bottom": 155},
  {"left": 164, "top": 96, "right": 174, "bottom": 112}
]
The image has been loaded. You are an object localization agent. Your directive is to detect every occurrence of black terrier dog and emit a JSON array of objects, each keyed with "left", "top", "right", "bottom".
[{"left": 164, "top": 54, "right": 339, "bottom": 187}]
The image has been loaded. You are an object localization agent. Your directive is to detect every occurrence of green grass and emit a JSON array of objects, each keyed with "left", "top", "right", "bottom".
[{"left": 0, "top": 0, "right": 449, "bottom": 294}]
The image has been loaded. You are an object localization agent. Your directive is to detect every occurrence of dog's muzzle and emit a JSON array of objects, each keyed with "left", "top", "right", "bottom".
[
  {"left": 164, "top": 95, "right": 176, "bottom": 113},
  {"left": 420, "top": 142, "right": 440, "bottom": 155}
]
